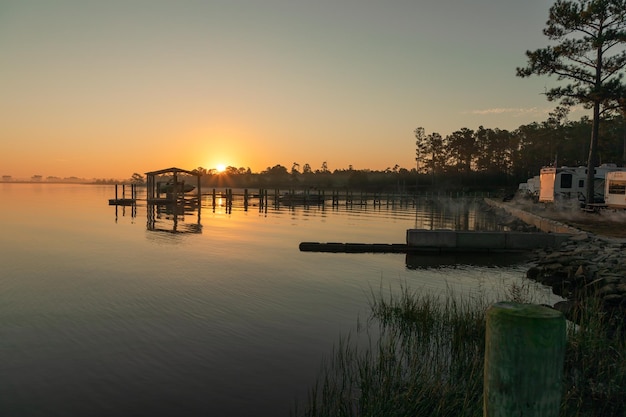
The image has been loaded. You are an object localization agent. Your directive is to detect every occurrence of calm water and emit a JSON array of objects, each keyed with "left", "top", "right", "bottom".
[{"left": 0, "top": 184, "right": 557, "bottom": 417}]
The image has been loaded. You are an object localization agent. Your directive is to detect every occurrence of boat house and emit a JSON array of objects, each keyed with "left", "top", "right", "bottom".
[{"left": 145, "top": 167, "right": 202, "bottom": 204}]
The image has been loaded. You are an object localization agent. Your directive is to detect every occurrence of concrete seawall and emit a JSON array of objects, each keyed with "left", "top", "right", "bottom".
[
  {"left": 300, "top": 200, "right": 577, "bottom": 254},
  {"left": 484, "top": 198, "right": 583, "bottom": 235},
  {"left": 300, "top": 228, "right": 570, "bottom": 254},
  {"left": 406, "top": 229, "right": 571, "bottom": 251}
]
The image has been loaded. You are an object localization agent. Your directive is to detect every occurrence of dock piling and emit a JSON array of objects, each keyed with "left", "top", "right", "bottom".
[{"left": 484, "top": 302, "right": 565, "bottom": 417}]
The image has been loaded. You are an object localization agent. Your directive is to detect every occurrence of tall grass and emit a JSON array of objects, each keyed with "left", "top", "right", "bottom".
[
  {"left": 561, "top": 297, "right": 626, "bottom": 416},
  {"left": 293, "top": 285, "right": 626, "bottom": 417}
]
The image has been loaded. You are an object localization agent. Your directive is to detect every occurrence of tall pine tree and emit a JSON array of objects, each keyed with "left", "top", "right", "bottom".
[{"left": 517, "top": 0, "right": 626, "bottom": 204}]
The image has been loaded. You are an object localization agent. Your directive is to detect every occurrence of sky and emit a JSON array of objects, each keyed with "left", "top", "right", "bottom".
[{"left": 0, "top": 0, "right": 580, "bottom": 180}]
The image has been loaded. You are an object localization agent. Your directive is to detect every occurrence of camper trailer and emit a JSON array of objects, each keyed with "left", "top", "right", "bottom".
[
  {"left": 518, "top": 175, "right": 540, "bottom": 198},
  {"left": 539, "top": 166, "right": 587, "bottom": 203},
  {"left": 536, "top": 164, "right": 626, "bottom": 203},
  {"left": 605, "top": 171, "right": 626, "bottom": 209}
]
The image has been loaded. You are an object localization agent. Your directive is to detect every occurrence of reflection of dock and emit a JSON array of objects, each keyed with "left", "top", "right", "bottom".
[
  {"left": 108, "top": 167, "right": 204, "bottom": 234},
  {"left": 146, "top": 202, "right": 202, "bottom": 234}
]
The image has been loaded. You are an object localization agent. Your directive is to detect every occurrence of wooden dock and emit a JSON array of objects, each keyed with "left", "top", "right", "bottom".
[{"left": 108, "top": 184, "right": 137, "bottom": 206}]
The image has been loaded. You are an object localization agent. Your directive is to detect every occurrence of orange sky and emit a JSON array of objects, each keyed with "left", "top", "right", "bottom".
[{"left": 1, "top": 1, "right": 585, "bottom": 180}]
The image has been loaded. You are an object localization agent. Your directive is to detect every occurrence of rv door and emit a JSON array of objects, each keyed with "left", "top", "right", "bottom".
[{"left": 539, "top": 167, "right": 556, "bottom": 203}]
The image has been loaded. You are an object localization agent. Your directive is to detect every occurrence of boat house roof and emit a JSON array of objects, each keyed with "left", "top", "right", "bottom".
[
  {"left": 145, "top": 167, "right": 201, "bottom": 177},
  {"left": 145, "top": 167, "right": 202, "bottom": 203}
]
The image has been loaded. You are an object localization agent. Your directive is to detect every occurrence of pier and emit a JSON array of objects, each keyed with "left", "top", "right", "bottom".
[
  {"left": 200, "top": 188, "right": 493, "bottom": 210},
  {"left": 108, "top": 183, "right": 137, "bottom": 205}
]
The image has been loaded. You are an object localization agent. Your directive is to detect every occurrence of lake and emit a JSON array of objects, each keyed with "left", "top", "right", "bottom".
[{"left": 0, "top": 184, "right": 558, "bottom": 417}]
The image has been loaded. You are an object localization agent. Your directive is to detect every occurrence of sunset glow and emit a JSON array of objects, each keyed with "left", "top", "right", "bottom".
[{"left": 0, "top": 1, "right": 571, "bottom": 180}]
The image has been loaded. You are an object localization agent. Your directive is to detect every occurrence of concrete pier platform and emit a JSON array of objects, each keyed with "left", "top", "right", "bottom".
[
  {"left": 406, "top": 229, "right": 571, "bottom": 251},
  {"left": 299, "top": 229, "right": 570, "bottom": 254}
]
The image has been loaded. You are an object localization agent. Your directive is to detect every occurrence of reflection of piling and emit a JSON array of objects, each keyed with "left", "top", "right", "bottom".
[
  {"left": 210, "top": 188, "right": 235, "bottom": 211},
  {"left": 258, "top": 188, "right": 269, "bottom": 209}
]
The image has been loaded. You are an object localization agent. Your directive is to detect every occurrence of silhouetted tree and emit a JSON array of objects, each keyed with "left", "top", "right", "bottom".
[
  {"left": 420, "top": 132, "right": 446, "bottom": 183},
  {"left": 130, "top": 173, "right": 145, "bottom": 184},
  {"left": 447, "top": 128, "right": 475, "bottom": 174},
  {"left": 414, "top": 127, "right": 427, "bottom": 174}
]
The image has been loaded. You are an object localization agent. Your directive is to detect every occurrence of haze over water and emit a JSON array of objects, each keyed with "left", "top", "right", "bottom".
[{"left": 1, "top": 184, "right": 558, "bottom": 416}]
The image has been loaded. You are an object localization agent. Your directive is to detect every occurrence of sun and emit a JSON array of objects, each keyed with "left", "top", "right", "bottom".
[{"left": 216, "top": 163, "right": 226, "bottom": 173}]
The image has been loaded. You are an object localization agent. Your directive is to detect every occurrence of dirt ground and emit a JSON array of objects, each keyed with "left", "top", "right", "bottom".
[
  {"left": 516, "top": 201, "right": 626, "bottom": 239},
  {"left": 556, "top": 216, "right": 626, "bottom": 238}
]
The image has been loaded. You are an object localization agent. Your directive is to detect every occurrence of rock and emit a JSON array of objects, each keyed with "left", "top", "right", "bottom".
[
  {"left": 585, "top": 277, "right": 607, "bottom": 290},
  {"left": 544, "top": 263, "right": 565, "bottom": 271},
  {"left": 527, "top": 266, "right": 542, "bottom": 280},
  {"left": 553, "top": 300, "right": 577, "bottom": 317},
  {"left": 570, "top": 233, "right": 590, "bottom": 241},
  {"left": 616, "top": 283, "right": 626, "bottom": 294},
  {"left": 597, "top": 284, "right": 618, "bottom": 297},
  {"left": 602, "top": 294, "right": 624, "bottom": 305}
]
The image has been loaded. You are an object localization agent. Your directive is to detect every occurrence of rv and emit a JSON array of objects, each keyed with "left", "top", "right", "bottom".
[
  {"left": 518, "top": 175, "right": 540, "bottom": 198},
  {"left": 605, "top": 171, "right": 626, "bottom": 209},
  {"left": 534, "top": 164, "right": 626, "bottom": 203}
]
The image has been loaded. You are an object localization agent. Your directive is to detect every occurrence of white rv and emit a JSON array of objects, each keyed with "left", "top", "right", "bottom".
[
  {"left": 605, "top": 171, "right": 626, "bottom": 209},
  {"left": 537, "top": 164, "right": 626, "bottom": 203},
  {"left": 518, "top": 175, "right": 540, "bottom": 197}
]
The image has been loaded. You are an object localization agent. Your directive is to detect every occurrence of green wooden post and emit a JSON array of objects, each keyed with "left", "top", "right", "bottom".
[{"left": 484, "top": 302, "right": 565, "bottom": 417}]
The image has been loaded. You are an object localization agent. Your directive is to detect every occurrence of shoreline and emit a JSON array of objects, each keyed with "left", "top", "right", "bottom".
[{"left": 486, "top": 198, "right": 626, "bottom": 325}]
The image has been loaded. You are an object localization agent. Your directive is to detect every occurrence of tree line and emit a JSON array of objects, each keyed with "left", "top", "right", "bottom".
[
  {"left": 185, "top": 112, "right": 626, "bottom": 193},
  {"left": 414, "top": 112, "right": 625, "bottom": 188}
]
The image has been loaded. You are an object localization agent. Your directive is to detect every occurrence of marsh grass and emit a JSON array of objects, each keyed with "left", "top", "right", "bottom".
[
  {"left": 561, "top": 297, "right": 626, "bottom": 417},
  {"left": 294, "top": 284, "right": 626, "bottom": 417}
]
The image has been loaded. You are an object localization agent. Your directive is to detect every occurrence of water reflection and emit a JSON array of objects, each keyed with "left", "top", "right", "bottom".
[
  {"left": 405, "top": 252, "right": 532, "bottom": 268},
  {"left": 146, "top": 202, "right": 202, "bottom": 234},
  {"left": 109, "top": 193, "right": 505, "bottom": 242},
  {"left": 413, "top": 198, "right": 497, "bottom": 231},
  {"left": 5, "top": 184, "right": 556, "bottom": 417},
  {"left": 112, "top": 203, "right": 137, "bottom": 223}
]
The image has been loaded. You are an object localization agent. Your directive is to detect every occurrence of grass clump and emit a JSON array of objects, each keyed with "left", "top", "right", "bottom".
[
  {"left": 561, "top": 297, "right": 626, "bottom": 416},
  {"left": 294, "top": 287, "right": 488, "bottom": 417},
  {"left": 294, "top": 285, "right": 626, "bottom": 417}
]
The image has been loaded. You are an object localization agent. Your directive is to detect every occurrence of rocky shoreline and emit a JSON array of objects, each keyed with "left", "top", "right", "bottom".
[
  {"left": 488, "top": 200, "right": 626, "bottom": 326},
  {"left": 527, "top": 233, "right": 626, "bottom": 324}
]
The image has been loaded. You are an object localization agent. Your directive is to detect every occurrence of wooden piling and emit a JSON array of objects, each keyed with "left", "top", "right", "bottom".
[{"left": 484, "top": 302, "right": 565, "bottom": 417}]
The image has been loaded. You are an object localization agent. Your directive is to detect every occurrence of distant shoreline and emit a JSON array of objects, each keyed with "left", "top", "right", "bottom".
[{"left": 0, "top": 180, "right": 125, "bottom": 185}]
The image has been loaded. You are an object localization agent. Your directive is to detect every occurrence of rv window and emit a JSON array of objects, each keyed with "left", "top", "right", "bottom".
[
  {"left": 608, "top": 181, "right": 626, "bottom": 195},
  {"left": 578, "top": 179, "right": 584, "bottom": 188},
  {"left": 560, "top": 173, "right": 573, "bottom": 189}
]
